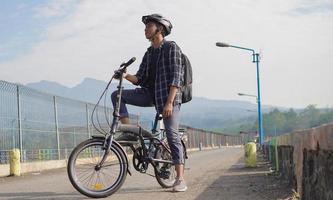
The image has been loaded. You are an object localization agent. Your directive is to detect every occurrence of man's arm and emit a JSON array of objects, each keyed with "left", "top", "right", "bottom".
[
  {"left": 163, "top": 86, "right": 178, "bottom": 118},
  {"left": 124, "top": 73, "right": 139, "bottom": 85}
]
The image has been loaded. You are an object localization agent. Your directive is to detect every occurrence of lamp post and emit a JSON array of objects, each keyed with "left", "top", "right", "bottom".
[
  {"left": 216, "top": 42, "right": 264, "bottom": 145},
  {"left": 238, "top": 93, "right": 259, "bottom": 139}
]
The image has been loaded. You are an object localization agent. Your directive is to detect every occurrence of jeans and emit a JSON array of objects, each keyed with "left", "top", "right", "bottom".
[{"left": 111, "top": 88, "right": 184, "bottom": 165}]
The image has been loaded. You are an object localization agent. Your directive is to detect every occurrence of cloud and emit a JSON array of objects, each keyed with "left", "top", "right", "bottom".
[
  {"left": 0, "top": 0, "right": 147, "bottom": 86},
  {"left": 289, "top": 0, "right": 333, "bottom": 15},
  {"left": 34, "top": 0, "right": 78, "bottom": 18},
  {"left": 0, "top": 0, "right": 332, "bottom": 108}
]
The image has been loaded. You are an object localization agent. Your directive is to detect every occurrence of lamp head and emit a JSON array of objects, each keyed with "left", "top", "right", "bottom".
[{"left": 216, "top": 42, "right": 230, "bottom": 47}]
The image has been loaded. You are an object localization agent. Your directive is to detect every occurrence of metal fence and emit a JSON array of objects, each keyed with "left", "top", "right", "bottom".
[
  {"left": 183, "top": 126, "right": 245, "bottom": 149},
  {"left": 0, "top": 80, "right": 243, "bottom": 164}
]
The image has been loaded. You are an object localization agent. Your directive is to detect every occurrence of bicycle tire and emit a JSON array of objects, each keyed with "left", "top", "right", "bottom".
[
  {"left": 154, "top": 140, "right": 186, "bottom": 188},
  {"left": 67, "top": 138, "right": 128, "bottom": 198}
]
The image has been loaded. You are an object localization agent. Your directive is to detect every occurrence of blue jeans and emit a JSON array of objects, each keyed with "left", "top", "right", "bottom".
[{"left": 111, "top": 88, "right": 184, "bottom": 165}]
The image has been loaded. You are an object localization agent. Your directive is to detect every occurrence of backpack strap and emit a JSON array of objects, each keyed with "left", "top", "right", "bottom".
[{"left": 163, "top": 40, "right": 180, "bottom": 52}]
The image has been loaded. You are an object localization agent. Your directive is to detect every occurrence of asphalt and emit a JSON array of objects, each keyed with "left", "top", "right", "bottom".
[{"left": 0, "top": 147, "right": 293, "bottom": 200}]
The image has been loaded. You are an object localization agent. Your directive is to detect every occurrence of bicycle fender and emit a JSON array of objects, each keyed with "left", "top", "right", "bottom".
[{"left": 112, "top": 140, "right": 132, "bottom": 176}]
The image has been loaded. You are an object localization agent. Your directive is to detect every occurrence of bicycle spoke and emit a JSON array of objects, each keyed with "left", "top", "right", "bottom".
[
  {"left": 94, "top": 172, "right": 103, "bottom": 190},
  {"left": 99, "top": 170, "right": 116, "bottom": 180},
  {"left": 96, "top": 171, "right": 107, "bottom": 190},
  {"left": 100, "top": 167, "right": 120, "bottom": 180},
  {"left": 102, "top": 162, "right": 120, "bottom": 168},
  {"left": 76, "top": 167, "right": 95, "bottom": 178},
  {"left": 77, "top": 169, "right": 95, "bottom": 180},
  {"left": 81, "top": 170, "right": 96, "bottom": 188}
]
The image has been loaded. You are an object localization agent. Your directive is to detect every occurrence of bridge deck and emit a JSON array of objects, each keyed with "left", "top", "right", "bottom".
[{"left": 0, "top": 147, "right": 292, "bottom": 200}]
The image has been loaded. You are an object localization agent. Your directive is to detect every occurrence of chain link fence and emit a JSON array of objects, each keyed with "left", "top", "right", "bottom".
[{"left": 0, "top": 80, "right": 243, "bottom": 164}]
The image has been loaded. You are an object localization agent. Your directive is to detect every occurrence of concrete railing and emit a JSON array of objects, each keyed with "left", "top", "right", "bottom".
[
  {"left": 1, "top": 80, "right": 244, "bottom": 177},
  {"left": 264, "top": 122, "right": 333, "bottom": 200}
]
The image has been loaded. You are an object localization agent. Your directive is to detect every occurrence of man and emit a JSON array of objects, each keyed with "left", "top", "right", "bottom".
[{"left": 111, "top": 14, "right": 187, "bottom": 192}]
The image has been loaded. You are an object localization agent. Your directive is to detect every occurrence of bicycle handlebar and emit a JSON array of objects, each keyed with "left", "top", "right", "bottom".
[
  {"left": 120, "top": 57, "right": 136, "bottom": 68},
  {"left": 114, "top": 57, "right": 136, "bottom": 79}
]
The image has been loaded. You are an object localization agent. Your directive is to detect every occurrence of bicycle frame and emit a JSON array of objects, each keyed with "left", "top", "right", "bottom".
[
  {"left": 97, "top": 61, "right": 134, "bottom": 169},
  {"left": 97, "top": 58, "right": 187, "bottom": 174}
]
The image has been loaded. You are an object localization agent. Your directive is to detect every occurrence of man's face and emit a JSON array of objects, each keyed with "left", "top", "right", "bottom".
[{"left": 144, "top": 21, "right": 158, "bottom": 40}]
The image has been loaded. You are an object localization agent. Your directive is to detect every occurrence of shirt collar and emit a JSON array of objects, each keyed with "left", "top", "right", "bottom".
[{"left": 148, "top": 39, "right": 166, "bottom": 51}]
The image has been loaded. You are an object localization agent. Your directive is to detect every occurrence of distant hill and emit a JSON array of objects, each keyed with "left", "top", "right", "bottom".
[
  {"left": 26, "top": 78, "right": 135, "bottom": 103},
  {"left": 26, "top": 78, "right": 276, "bottom": 133}
]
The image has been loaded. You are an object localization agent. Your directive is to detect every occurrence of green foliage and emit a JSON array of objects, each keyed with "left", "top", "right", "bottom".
[{"left": 262, "top": 105, "right": 333, "bottom": 136}]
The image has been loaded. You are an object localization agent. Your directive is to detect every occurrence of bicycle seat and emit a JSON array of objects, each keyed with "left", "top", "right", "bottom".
[{"left": 117, "top": 124, "right": 156, "bottom": 138}]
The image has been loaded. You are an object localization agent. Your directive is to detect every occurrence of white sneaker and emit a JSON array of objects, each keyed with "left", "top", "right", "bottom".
[{"left": 173, "top": 178, "right": 187, "bottom": 192}]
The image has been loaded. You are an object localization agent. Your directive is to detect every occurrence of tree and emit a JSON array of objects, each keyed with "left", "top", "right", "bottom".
[
  {"left": 299, "top": 105, "right": 320, "bottom": 128},
  {"left": 284, "top": 108, "right": 298, "bottom": 132}
]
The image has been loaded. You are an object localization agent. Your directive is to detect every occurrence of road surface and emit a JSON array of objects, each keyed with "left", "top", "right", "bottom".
[{"left": 0, "top": 147, "right": 292, "bottom": 200}]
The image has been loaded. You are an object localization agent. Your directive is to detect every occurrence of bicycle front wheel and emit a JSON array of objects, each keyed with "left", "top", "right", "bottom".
[{"left": 67, "top": 138, "right": 128, "bottom": 198}]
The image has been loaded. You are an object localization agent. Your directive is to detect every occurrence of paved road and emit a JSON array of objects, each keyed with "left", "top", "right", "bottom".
[{"left": 0, "top": 147, "right": 291, "bottom": 200}]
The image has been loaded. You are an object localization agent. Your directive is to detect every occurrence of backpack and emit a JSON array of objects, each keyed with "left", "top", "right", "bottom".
[
  {"left": 164, "top": 41, "right": 193, "bottom": 103},
  {"left": 180, "top": 53, "right": 193, "bottom": 103}
]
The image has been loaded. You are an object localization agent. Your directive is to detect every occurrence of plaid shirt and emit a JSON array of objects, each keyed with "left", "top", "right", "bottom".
[{"left": 135, "top": 40, "right": 182, "bottom": 113}]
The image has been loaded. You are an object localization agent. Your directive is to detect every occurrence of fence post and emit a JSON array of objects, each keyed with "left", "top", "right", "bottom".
[
  {"left": 73, "top": 128, "right": 76, "bottom": 146},
  {"left": 86, "top": 104, "right": 90, "bottom": 138},
  {"left": 16, "top": 85, "right": 23, "bottom": 162},
  {"left": 211, "top": 134, "right": 213, "bottom": 147},
  {"left": 53, "top": 96, "right": 60, "bottom": 160}
]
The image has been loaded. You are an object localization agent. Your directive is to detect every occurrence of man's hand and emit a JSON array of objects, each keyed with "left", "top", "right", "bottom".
[
  {"left": 163, "top": 102, "right": 173, "bottom": 118},
  {"left": 113, "top": 69, "right": 126, "bottom": 79},
  {"left": 113, "top": 70, "right": 122, "bottom": 79}
]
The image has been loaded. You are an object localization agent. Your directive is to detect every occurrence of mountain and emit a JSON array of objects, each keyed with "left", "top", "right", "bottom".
[
  {"left": 27, "top": 78, "right": 133, "bottom": 103},
  {"left": 26, "top": 78, "right": 276, "bottom": 133}
]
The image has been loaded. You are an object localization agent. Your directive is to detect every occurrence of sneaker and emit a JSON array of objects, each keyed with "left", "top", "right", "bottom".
[
  {"left": 115, "top": 132, "right": 138, "bottom": 141},
  {"left": 173, "top": 178, "right": 187, "bottom": 192}
]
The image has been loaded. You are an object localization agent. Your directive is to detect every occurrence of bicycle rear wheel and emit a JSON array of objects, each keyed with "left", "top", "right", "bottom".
[
  {"left": 67, "top": 138, "right": 127, "bottom": 198},
  {"left": 154, "top": 147, "right": 176, "bottom": 188},
  {"left": 154, "top": 139, "right": 187, "bottom": 188}
]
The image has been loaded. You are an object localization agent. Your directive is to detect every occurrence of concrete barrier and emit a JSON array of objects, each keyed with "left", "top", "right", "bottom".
[
  {"left": 0, "top": 160, "right": 67, "bottom": 177},
  {"left": 265, "top": 122, "right": 333, "bottom": 199},
  {"left": 9, "top": 149, "right": 20, "bottom": 176},
  {"left": 0, "top": 145, "right": 239, "bottom": 177},
  {"left": 244, "top": 142, "right": 256, "bottom": 167}
]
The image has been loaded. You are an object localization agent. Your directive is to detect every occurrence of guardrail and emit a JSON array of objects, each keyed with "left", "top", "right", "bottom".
[
  {"left": 0, "top": 80, "right": 139, "bottom": 163},
  {"left": 1, "top": 80, "right": 243, "bottom": 176}
]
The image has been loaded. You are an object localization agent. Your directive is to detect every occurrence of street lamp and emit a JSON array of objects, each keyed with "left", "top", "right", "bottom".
[
  {"left": 216, "top": 42, "right": 264, "bottom": 145},
  {"left": 238, "top": 93, "right": 258, "bottom": 112},
  {"left": 238, "top": 93, "right": 257, "bottom": 100}
]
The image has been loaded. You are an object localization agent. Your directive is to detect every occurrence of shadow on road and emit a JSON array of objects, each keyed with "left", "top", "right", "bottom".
[
  {"left": 0, "top": 192, "right": 85, "bottom": 200},
  {"left": 117, "top": 186, "right": 172, "bottom": 194},
  {"left": 194, "top": 154, "right": 293, "bottom": 200}
]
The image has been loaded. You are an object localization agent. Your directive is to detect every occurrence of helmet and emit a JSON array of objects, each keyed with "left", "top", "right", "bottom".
[{"left": 142, "top": 14, "right": 172, "bottom": 36}]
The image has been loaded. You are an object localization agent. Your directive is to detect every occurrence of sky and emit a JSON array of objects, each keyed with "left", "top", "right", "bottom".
[{"left": 0, "top": 0, "right": 333, "bottom": 109}]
